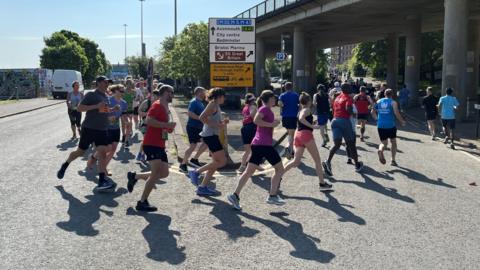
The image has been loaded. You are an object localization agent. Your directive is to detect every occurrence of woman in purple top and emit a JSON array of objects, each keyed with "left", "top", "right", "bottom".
[{"left": 227, "top": 90, "right": 285, "bottom": 210}]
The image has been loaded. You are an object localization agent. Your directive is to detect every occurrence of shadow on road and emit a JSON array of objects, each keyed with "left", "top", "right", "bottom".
[
  {"left": 387, "top": 166, "right": 456, "bottom": 188},
  {"left": 191, "top": 197, "right": 260, "bottom": 240},
  {"left": 55, "top": 186, "right": 127, "bottom": 236},
  {"left": 397, "top": 135, "right": 423, "bottom": 143},
  {"left": 332, "top": 173, "right": 415, "bottom": 203},
  {"left": 192, "top": 197, "right": 335, "bottom": 263},
  {"left": 241, "top": 211, "right": 335, "bottom": 263},
  {"left": 126, "top": 207, "right": 186, "bottom": 265},
  {"left": 282, "top": 192, "right": 366, "bottom": 225},
  {"left": 56, "top": 138, "right": 78, "bottom": 151},
  {"left": 115, "top": 146, "right": 136, "bottom": 164}
]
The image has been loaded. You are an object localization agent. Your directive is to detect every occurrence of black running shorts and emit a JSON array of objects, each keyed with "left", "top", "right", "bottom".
[
  {"left": 78, "top": 128, "right": 110, "bottom": 150},
  {"left": 143, "top": 146, "right": 168, "bottom": 163},
  {"left": 249, "top": 145, "right": 281, "bottom": 166}
]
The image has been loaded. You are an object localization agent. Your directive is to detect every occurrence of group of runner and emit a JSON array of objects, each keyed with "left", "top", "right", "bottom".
[{"left": 57, "top": 75, "right": 460, "bottom": 212}]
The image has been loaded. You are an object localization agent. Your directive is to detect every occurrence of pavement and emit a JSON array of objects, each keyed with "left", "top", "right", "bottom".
[
  {"left": 0, "top": 102, "right": 479, "bottom": 269},
  {"left": 0, "top": 98, "right": 65, "bottom": 118}
]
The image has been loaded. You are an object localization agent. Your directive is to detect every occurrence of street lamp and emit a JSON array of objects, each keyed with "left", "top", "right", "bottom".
[
  {"left": 139, "top": 0, "right": 146, "bottom": 57},
  {"left": 174, "top": 0, "right": 177, "bottom": 36},
  {"left": 123, "top": 24, "right": 128, "bottom": 64}
]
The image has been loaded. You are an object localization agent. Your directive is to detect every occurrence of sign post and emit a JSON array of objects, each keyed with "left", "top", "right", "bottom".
[{"left": 209, "top": 18, "right": 256, "bottom": 165}]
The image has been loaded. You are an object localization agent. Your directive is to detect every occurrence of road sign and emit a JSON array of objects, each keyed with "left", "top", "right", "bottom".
[
  {"left": 209, "top": 18, "right": 256, "bottom": 44},
  {"left": 209, "top": 44, "right": 255, "bottom": 63},
  {"left": 276, "top": 52, "right": 288, "bottom": 61},
  {"left": 210, "top": 63, "right": 253, "bottom": 88}
]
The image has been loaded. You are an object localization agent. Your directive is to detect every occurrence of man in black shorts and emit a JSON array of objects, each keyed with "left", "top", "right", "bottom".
[
  {"left": 57, "top": 76, "right": 116, "bottom": 191},
  {"left": 422, "top": 87, "right": 439, "bottom": 140}
]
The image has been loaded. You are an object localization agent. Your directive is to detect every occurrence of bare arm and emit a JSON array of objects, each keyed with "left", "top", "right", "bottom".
[
  {"left": 187, "top": 111, "right": 201, "bottom": 121},
  {"left": 253, "top": 111, "right": 278, "bottom": 128},
  {"left": 371, "top": 106, "right": 378, "bottom": 121},
  {"left": 199, "top": 102, "right": 222, "bottom": 128},
  {"left": 145, "top": 115, "right": 174, "bottom": 129},
  {"left": 77, "top": 103, "right": 101, "bottom": 112},
  {"left": 392, "top": 101, "right": 406, "bottom": 125}
]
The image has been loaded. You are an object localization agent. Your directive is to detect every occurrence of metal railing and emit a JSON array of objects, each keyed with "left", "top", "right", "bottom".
[{"left": 234, "top": 0, "right": 303, "bottom": 19}]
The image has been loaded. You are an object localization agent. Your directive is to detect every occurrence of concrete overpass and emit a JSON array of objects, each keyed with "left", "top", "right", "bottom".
[{"left": 235, "top": 0, "right": 480, "bottom": 119}]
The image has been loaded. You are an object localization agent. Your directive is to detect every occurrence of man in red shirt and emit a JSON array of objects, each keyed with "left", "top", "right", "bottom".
[
  {"left": 354, "top": 86, "right": 374, "bottom": 141},
  {"left": 322, "top": 83, "right": 364, "bottom": 176},
  {"left": 126, "top": 85, "right": 176, "bottom": 212}
]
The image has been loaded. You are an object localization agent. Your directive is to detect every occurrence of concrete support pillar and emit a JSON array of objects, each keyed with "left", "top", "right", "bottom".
[
  {"left": 304, "top": 40, "right": 316, "bottom": 93},
  {"left": 386, "top": 33, "right": 399, "bottom": 92},
  {"left": 308, "top": 46, "right": 318, "bottom": 94},
  {"left": 293, "top": 26, "right": 306, "bottom": 91},
  {"left": 466, "top": 20, "right": 480, "bottom": 102},
  {"left": 255, "top": 37, "right": 266, "bottom": 95},
  {"left": 404, "top": 16, "right": 421, "bottom": 105},
  {"left": 442, "top": 0, "right": 468, "bottom": 120}
]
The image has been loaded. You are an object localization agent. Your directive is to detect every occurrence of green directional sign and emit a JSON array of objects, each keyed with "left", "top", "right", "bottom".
[{"left": 242, "top": 26, "right": 254, "bottom": 32}]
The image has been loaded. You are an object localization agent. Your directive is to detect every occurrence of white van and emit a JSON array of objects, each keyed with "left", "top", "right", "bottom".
[{"left": 51, "top": 69, "right": 84, "bottom": 99}]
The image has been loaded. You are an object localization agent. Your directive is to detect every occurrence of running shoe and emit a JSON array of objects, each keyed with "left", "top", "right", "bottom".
[
  {"left": 377, "top": 150, "right": 386, "bottom": 165},
  {"left": 321, "top": 141, "right": 327, "bottom": 147},
  {"left": 188, "top": 170, "right": 201, "bottom": 186},
  {"left": 127, "top": 171, "right": 138, "bottom": 193},
  {"left": 443, "top": 137, "right": 449, "bottom": 144},
  {"left": 189, "top": 159, "right": 202, "bottom": 168},
  {"left": 97, "top": 179, "right": 114, "bottom": 191},
  {"left": 319, "top": 181, "right": 334, "bottom": 191},
  {"left": 179, "top": 164, "right": 188, "bottom": 173},
  {"left": 227, "top": 194, "right": 242, "bottom": 210},
  {"left": 347, "top": 159, "right": 353, "bottom": 165},
  {"left": 136, "top": 152, "right": 143, "bottom": 161},
  {"left": 355, "top": 161, "right": 364, "bottom": 172},
  {"left": 266, "top": 195, "right": 285, "bottom": 205},
  {"left": 450, "top": 144, "right": 455, "bottom": 150},
  {"left": 136, "top": 200, "right": 157, "bottom": 212},
  {"left": 57, "top": 163, "right": 68, "bottom": 180},
  {"left": 196, "top": 186, "right": 220, "bottom": 197},
  {"left": 322, "top": 161, "right": 333, "bottom": 176},
  {"left": 237, "top": 165, "right": 246, "bottom": 173},
  {"left": 391, "top": 160, "right": 398, "bottom": 166}
]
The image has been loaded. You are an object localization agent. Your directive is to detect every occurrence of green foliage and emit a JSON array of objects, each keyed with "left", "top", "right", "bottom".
[
  {"left": 125, "top": 56, "right": 149, "bottom": 78},
  {"left": 40, "top": 30, "right": 110, "bottom": 84},
  {"left": 316, "top": 49, "right": 329, "bottom": 84},
  {"left": 156, "top": 22, "right": 209, "bottom": 84}
]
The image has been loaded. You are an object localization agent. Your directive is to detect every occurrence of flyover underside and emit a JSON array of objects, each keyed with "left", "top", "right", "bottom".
[{"left": 257, "top": 0, "right": 480, "bottom": 50}]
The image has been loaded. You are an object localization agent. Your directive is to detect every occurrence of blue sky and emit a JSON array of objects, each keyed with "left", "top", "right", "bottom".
[{"left": 0, "top": 0, "right": 260, "bottom": 68}]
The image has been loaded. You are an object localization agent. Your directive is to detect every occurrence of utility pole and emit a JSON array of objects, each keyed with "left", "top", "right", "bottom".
[
  {"left": 174, "top": 0, "right": 177, "bottom": 36},
  {"left": 139, "top": 0, "right": 146, "bottom": 57},
  {"left": 123, "top": 24, "right": 128, "bottom": 64}
]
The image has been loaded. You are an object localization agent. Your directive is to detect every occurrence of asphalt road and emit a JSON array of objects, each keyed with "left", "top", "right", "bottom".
[{"left": 0, "top": 104, "right": 479, "bottom": 269}]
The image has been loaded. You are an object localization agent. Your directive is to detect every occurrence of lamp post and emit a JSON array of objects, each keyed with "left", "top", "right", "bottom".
[
  {"left": 139, "top": 0, "right": 146, "bottom": 57},
  {"left": 123, "top": 24, "right": 128, "bottom": 64},
  {"left": 174, "top": 0, "right": 177, "bottom": 36}
]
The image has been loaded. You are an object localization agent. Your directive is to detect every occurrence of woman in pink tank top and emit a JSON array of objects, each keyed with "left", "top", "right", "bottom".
[{"left": 227, "top": 90, "right": 286, "bottom": 210}]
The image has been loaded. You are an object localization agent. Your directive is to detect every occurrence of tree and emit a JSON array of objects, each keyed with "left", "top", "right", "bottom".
[
  {"left": 156, "top": 22, "right": 209, "bottom": 85},
  {"left": 40, "top": 30, "right": 110, "bottom": 84},
  {"left": 421, "top": 31, "right": 443, "bottom": 83},
  {"left": 125, "top": 56, "right": 149, "bottom": 78},
  {"left": 316, "top": 49, "right": 330, "bottom": 84}
]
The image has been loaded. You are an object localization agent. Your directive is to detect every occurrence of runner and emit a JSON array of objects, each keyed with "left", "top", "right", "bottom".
[
  {"left": 313, "top": 84, "right": 330, "bottom": 147},
  {"left": 104, "top": 84, "right": 127, "bottom": 170},
  {"left": 126, "top": 85, "right": 176, "bottom": 212},
  {"left": 375, "top": 83, "right": 388, "bottom": 100},
  {"left": 132, "top": 81, "right": 145, "bottom": 130},
  {"left": 322, "top": 83, "right": 364, "bottom": 176},
  {"left": 227, "top": 90, "right": 285, "bottom": 210},
  {"left": 278, "top": 82, "right": 299, "bottom": 158},
  {"left": 66, "top": 81, "right": 83, "bottom": 139},
  {"left": 179, "top": 87, "right": 208, "bottom": 173},
  {"left": 188, "top": 88, "right": 229, "bottom": 196},
  {"left": 283, "top": 92, "right": 333, "bottom": 191},
  {"left": 238, "top": 93, "right": 258, "bottom": 173},
  {"left": 371, "top": 89, "right": 406, "bottom": 166},
  {"left": 398, "top": 84, "right": 410, "bottom": 112},
  {"left": 438, "top": 87, "right": 459, "bottom": 149},
  {"left": 354, "top": 86, "right": 374, "bottom": 141},
  {"left": 56, "top": 76, "right": 116, "bottom": 191},
  {"left": 121, "top": 79, "right": 136, "bottom": 147},
  {"left": 137, "top": 89, "right": 161, "bottom": 161},
  {"left": 422, "top": 87, "right": 439, "bottom": 140}
]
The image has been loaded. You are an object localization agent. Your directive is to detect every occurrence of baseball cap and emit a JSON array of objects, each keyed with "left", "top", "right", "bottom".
[{"left": 96, "top": 75, "right": 111, "bottom": 83}]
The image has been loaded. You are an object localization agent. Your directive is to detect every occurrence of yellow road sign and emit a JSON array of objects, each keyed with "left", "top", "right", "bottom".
[{"left": 210, "top": 63, "right": 253, "bottom": 87}]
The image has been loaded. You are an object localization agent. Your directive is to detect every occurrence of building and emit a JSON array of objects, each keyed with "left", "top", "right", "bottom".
[{"left": 330, "top": 44, "right": 357, "bottom": 71}]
